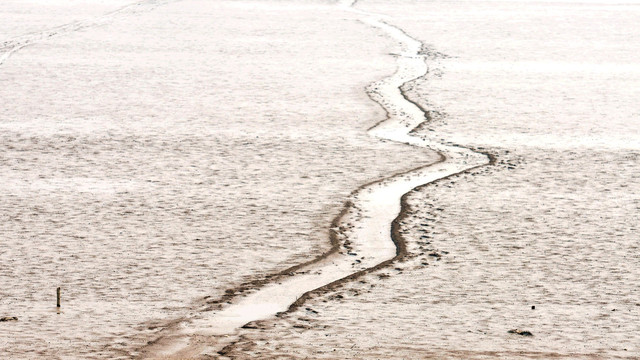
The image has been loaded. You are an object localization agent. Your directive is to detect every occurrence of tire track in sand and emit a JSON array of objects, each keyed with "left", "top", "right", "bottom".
[
  {"left": 0, "top": 0, "right": 174, "bottom": 67},
  {"left": 139, "top": 1, "right": 494, "bottom": 359}
]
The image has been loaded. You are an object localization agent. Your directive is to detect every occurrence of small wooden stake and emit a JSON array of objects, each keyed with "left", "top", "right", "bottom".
[{"left": 56, "top": 287, "right": 61, "bottom": 308}]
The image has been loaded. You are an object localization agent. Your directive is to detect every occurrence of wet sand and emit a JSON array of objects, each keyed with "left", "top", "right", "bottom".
[
  {"left": 138, "top": 2, "right": 492, "bottom": 358},
  {"left": 220, "top": 1, "right": 640, "bottom": 358},
  {"left": 0, "top": 1, "right": 438, "bottom": 358},
  {"left": 2, "top": 0, "right": 639, "bottom": 358}
]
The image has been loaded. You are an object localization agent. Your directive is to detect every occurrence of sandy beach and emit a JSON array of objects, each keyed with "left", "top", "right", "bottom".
[{"left": 2, "top": 0, "right": 640, "bottom": 359}]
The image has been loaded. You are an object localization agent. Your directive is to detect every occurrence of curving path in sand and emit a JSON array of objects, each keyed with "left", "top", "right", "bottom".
[{"left": 140, "top": 1, "right": 492, "bottom": 359}]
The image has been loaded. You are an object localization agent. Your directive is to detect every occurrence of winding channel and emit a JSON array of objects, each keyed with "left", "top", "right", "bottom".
[{"left": 141, "top": 1, "right": 492, "bottom": 358}]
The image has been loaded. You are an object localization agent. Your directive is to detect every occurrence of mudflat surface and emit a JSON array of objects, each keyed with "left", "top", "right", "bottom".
[
  {"left": 222, "top": 1, "right": 640, "bottom": 359},
  {"left": 0, "top": 1, "right": 439, "bottom": 358},
  {"left": 2, "top": 0, "right": 639, "bottom": 359}
]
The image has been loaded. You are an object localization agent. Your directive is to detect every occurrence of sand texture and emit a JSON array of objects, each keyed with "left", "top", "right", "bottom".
[
  {"left": 0, "top": 1, "right": 440, "bottom": 358},
  {"left": 137, "top": 2, "right": 490, "bottom": 357},
  {"left": 1, "top": 0, "right": 639, "bottom": 359},
  {"left": 221, "top": 1, "right": 640, "bottom": 359}
]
